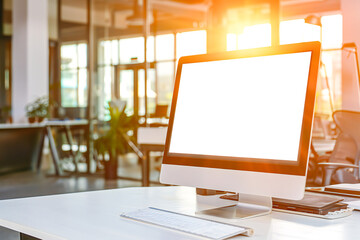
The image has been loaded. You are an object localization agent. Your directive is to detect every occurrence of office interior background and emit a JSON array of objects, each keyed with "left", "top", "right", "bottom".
[{"left": 1, "top": 0, "right": 360, "bottom": 238}]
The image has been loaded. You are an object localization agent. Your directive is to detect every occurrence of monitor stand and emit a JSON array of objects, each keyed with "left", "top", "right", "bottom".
[{"left": 195, "top": 189, "right": 272, "bottom": 219}]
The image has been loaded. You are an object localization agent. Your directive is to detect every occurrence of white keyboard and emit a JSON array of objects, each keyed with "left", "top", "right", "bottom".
[{"left": 120, "top": 207, "right": 252, "bottom": 240}]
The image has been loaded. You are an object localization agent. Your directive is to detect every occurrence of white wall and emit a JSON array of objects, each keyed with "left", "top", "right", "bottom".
[{"left": 12, "top": 0, "right": 49, "bottom": 123}]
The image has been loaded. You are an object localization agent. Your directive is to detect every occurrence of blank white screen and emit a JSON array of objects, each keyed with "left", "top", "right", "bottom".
[{"left": 169, "top": 52, "right": 312, "bottom": 161}]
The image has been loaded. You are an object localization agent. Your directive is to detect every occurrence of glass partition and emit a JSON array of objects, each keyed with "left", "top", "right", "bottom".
[
  {"left": 60, "top": 43, "right": 88, "bottom": 107},
  {"left": 97, "top": 30, "right": 207, "bottom": 120}
]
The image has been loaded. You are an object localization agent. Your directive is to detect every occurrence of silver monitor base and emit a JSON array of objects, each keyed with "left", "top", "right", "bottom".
[{"left": 196, "top": 193, "right": 272, "bottom": 219}]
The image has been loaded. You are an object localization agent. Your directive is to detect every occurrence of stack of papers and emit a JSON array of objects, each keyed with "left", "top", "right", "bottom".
[
  {"left": 325, "top": 183, "right": 360, "bottom": 195},
  {"left": 344, "top": 200, "right": 360, "bottom": 211},
  {"left": 325, "top": 183, "right": 360, "bottom": 211}
]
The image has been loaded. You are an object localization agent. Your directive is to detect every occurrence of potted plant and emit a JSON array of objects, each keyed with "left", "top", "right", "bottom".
[
  {"left": 94, "top": 102, "right": 136, "bottom": 180},
  {"left": 26, "top": 96, "right": 49, "bottom": 123},
  {"left": 26, "top": 103, "right": 37, "bottom": 123}
]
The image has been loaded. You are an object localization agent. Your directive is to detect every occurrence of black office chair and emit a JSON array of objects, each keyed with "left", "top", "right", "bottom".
[{"left": 315, "top": 110, "right": 360, "bottom": 186}]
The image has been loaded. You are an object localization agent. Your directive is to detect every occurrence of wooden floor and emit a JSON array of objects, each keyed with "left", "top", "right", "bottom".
[{"left": 0, "top": 154, "right": 162, "bottom": 239}]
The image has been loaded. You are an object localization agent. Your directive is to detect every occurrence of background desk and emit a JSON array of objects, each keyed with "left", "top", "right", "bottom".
[
  {"left": 44, "top": 120, "right": 88, "bottom": 175},
  {"left": 137, "top": 127, "right": 167, "bottom": 186},
  {"left": 0, "top": 120, "right": 88, "bottom": 176},
  {"left": 0, "top": 124, "right": 44, "bottom": 175},
  {"left": 0, "top": 186, "right": 359, "bottom": 240}
]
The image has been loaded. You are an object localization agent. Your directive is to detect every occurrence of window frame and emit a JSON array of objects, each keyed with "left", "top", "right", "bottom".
[{"left": 60, "top": 41, "right": 88, "bottom": 108}]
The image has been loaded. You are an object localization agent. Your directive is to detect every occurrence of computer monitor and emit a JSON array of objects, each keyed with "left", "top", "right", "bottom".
[{"left": 160, "top": 42, "right": 320, "bottom": 202}]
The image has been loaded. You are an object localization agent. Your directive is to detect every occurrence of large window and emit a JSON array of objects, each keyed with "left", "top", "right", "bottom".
[
  {"left": 61, "top": 43, "right": 88, "bottom": 107},
  {"left": 227, "top": 24, "right": 271, "bottom": 51},
  {"left": 226, "top": 14, "right": 343, "bottom": 117},
  {"left": 97, "top": 38, "right": 156, "bottom": 117},
  {"left": 97, "top": 30, "right": 207, "bottom": 119},
  {"left": 318, "top": 15, "right": 343, "bottom": 115},
  {"left": 155, "top": 34, "right": 175, "bottom": 107},
  {"left": 176, "top": 31, "right": 207, "bottom": 58}
]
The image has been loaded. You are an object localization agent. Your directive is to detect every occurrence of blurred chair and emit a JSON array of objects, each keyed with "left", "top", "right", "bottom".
[
  {"left": 150, "top": 104, "right": 169, "bottom": 119},
  {"left": 316, "top": 110, "right": 360, "bottom": 185},
  {"left": 312, "top": 114, "right": 337, "bottom": 140},
  {"left": 145, "top": 104, "right": 169, "bottom": 127}
]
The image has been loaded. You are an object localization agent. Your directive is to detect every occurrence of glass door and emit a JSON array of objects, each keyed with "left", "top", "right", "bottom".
[
  {"left": 115, "top": 63, "right": 155, "bottom": 120},
  {"left": 119, "top": 69, "right": 135, "bottom": 115},
  {"left": 138, "top": 68, "right": 156, "bottom": 117}
]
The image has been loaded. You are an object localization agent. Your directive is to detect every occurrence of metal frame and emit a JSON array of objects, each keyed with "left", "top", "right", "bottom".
[{"left": 86, "top": 0, "right": 94, "bottom": 173}]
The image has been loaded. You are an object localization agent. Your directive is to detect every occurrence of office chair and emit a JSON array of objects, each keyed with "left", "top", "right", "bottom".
[
  {"left": 150, "top": 104, "right": 169, "bottom": 119},
  {"left": 316, "top": 110, "right": 360, "bottom": 186},
  {"left": 146, "top": 104, "right": 169, "bottom": 127}
]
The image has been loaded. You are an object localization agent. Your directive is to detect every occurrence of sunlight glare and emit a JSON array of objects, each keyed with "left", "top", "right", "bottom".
[{"left": 237, "top": 24, "right": 271, "bottom": 49}]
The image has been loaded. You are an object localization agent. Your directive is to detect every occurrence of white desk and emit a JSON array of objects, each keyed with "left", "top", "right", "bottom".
[
  {"left": 44, "top": 120, "right": 88, "bottom": 175},
  {"left": 137, "top": 127, "right": 167, "bottom": 186},
  {"left": 0, "top": 186, "right": 359, "bottom": 240}
]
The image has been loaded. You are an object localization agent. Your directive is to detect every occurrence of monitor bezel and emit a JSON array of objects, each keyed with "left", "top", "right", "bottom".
[{"left": 162, "top": 42, "right": 321, "bottom": 176}]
